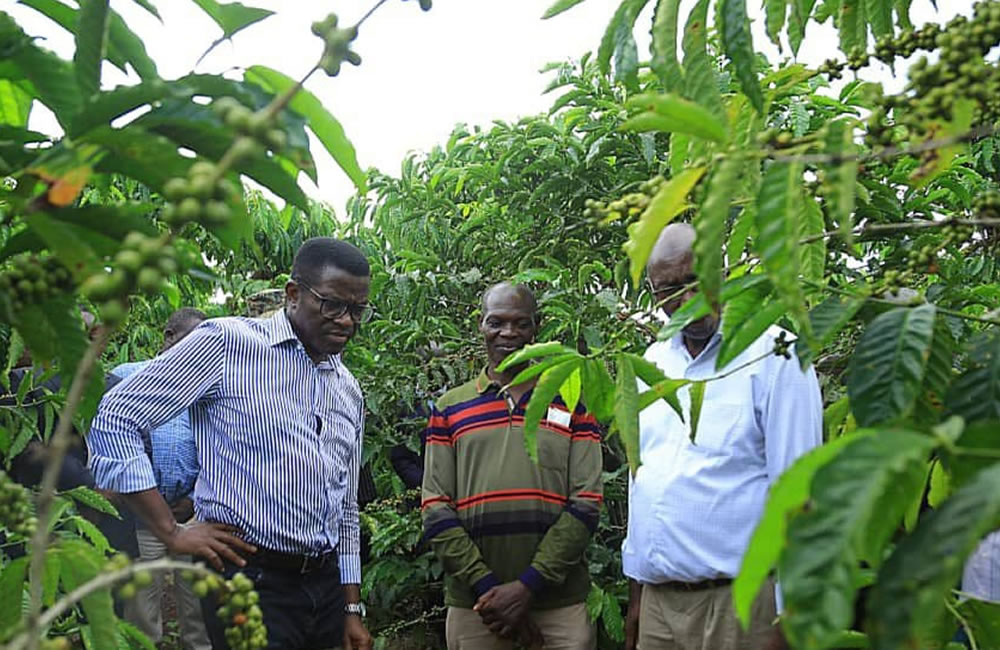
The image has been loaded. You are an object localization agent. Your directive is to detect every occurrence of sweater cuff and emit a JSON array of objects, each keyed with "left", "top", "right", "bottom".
[
  {"left": 472, "top": 573, "right": 501, "bottom": 598},
  {"left": 518, "top": 566, "right": 546, "bottom": 594}
]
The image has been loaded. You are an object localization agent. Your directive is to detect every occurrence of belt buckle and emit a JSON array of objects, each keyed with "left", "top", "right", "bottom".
[{"left": 300, "top": 553, "right": 326, "bottom": 574}]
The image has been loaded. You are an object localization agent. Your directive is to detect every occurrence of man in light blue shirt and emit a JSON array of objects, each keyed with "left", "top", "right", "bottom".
[
  {"left": 112, "top": 307, "right": 208, "bottom": 649},
  {"left": 622, "top": 224, "right": 822, "bottom": 650}
]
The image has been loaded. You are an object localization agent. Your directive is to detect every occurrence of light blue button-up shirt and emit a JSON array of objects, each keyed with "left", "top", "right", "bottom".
[
  {"left": 622, "top": 325, "right": 822, "bottom": 585},
  {"left": 111, "top": 360, "right": 199, "bottom": 506},
  {"left": 88, "top": 311, "right": 364, "bottom": 584}
]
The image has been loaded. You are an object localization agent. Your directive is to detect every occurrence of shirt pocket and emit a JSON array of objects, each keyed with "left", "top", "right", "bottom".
[
  {"left": 536, "top": 421, "right": 573, "bottom": 472},
  {"left": 690, "top": 402, "right": 751, "bottom": 452}
]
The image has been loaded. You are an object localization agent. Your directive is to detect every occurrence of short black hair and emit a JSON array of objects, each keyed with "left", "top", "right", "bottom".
[
  {"left": 291, "top": 237, "right": 370, "bottom": 284},
  {"left": 481, "top": 282, "right": 539, "bottom": 325},
  {"left": 165, "top": 307, "right": 206, "bottom": 332}
]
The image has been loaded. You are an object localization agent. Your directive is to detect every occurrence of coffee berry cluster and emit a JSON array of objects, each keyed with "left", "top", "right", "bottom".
[
  {"left": 882, "top": 222, "right": 975, "bottom": 289},
  {"left": 583, "top": 175, "right": 665, "bottom": 222},
  {"left": 0, "top": 470, "right": 36, "bottom": 538},
  {"left": 161, "top": 160, "right": 240, "bottom": 229},
  {"left": 311, "top": 13, "right": 362, "bottom": 77},
  {"left": 973, "top": 189, "right": 1000, "bottom": 219},
  {"left": 0, "top": 254, "right": 75, "bottom": 314},
  {"left": 191, "top": 571, "right": 267, "bottom": 650},
  {"left": 80, "top": 232, "right": 177, "bottom": 325}
]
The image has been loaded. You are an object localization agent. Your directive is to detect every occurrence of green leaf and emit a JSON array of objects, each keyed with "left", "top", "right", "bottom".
[
  {"left": 865, "top": 0, "right": 893, "bottom": 38},
  {"left": 542, "top": 0, "right": 589, "bottom": 19},
  {"left": 838, "top": 0, "right": 867, "bottom": 54},
  {"left": 81, "top": 126, "right": 191, "bottom": 192},
  {"left": 70, "top": 515, "right": 111, "bottom": 554},
  {"left": 718, "top": 298, "right": 785, "bottom": 369},
  {"left": 117, "top": 621, "right": 158, "bottom": 650},
  {"left": 64, "top": 485, "right": 120, "bottom": 517},
  {"left": 720, "top": 0, "right": 764, "bottom": 114},
  {"left": 127, "top": 0, "right": 161, "bottom": 20},
  {"left": 245, "top": 65, "right": 367, "bottom": 194},
  {"left": 927, "top": 458, "right": 950, "bottom": 508},
  {"left": 687, "top": 380, "right": 705, "bottom": 443},
  {"left": 581, "top": 359, "right": 616, "bottom": 423},
  {"left": 764, "top": 0, "right": 788, "bottom": 48},
  {"left": 623, "top": 166, "right": 706, "bottom": 287},
  {"left": 623, "top": 93, "right": 727, "bottom": 143},
  {"left": 60, "top": 539, "right": 116, "bottom": 650},
  {"left": 559, "top": 366, "right": 582, "bottom": 413},
  {"left": 0, "top": 556, "right": 27, "bottom": 638},
  {"left": 43, "top": 548, "right": 60, "bottom": 607},
  {"left": 523, "top": 359, "right": 583, "bottom": 462},
  {"left": 946, "top": 333, "right": 1000, "bottom": 424},
  {"left": 799, "top": 195, "right": 826, "bottom": 284},
  {"left": 681, "top": 0, "right": 724, "bottom": 121},
  {"left": 754, "top": 161, "right": 810, "bottom": 344},
  {"left": 0, "top": 12, "right": 82, "bottom": 127},
  {"left": 797, "top": 293, "right": 866, "bottom": 367},
  {"left": 779, "top": 431, "right": 937, "bottom": 648},
  {"left": 846, "top": 304, "right": 936, "bottom": 427},
  {"left": 496, "top": 341, "right": 579, "bottom": 372},
  {"left": 956, "top": 599, "right": 1000, "bottom": 649},
  {"left": 824, "top": 119, "right": 859, "bottom": 243},
  {"left": 601, "top": 589, "right": 625, "bottom": 642},
  {"left": 789, "top": 0, "right": 818, "bottom": 55},
  {"left": 650, "top": 0, "right": 684, "bottom": 92},
  {"left": 73, "top": 0, "right": 111, "bottom": 99},
  {"left": 734, "top": 433, "right": 857, "bottom": 627},
  {"left": 694, "top": 155, "right": 742, "bottom": 310},
  {"left": 0, "top": 79, "right": 33, "bottom": 127},
  {"left": 637, "top": 377, "right": 689, "bottom": 420},
  {"left": 914, "top": 317, "right": 955, "bottom": 422},
  {"left": 506, "top": 353, "right": 582, "bottom": 389},
  {"left": 597, "top": 0, "right": 649, "bottom": 78},
  {"left": 615, "top": 353, "right": 641, "bottom": 475},
  {"left": 943, "top": 419, "right": 1000, "bottom": 491},
  {"left": 189, "top": 0, "right": 273, "bottom": 38},
  {"left": 867, "top": 463, "right": 1000, "bottom": 650}
]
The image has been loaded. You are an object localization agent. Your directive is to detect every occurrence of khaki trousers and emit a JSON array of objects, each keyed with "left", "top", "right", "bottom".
[
  {"left": 446, "top": 602, "right": 596, "bottom": 650},
  {"left": 638, "top": 580, "right": 777, "bottom": 650},
  {"left": 123, "top": 526, "right": 211, "bottom": 650}
]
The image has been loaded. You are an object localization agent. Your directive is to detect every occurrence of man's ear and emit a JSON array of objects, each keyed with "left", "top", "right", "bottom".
[{"left": 284, "top": 280, "right": 299, "bottom": 307}]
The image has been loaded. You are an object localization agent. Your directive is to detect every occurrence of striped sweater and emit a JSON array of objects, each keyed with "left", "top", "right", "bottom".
[{"left": 421, "top": 368, "right": 603, "bottom": 610}]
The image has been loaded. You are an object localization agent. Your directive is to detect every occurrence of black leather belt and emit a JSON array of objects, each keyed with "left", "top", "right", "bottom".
[
  {"left": 251, "top": 548, "right": 337, "bottom": 574},
  {"left": 659, "top": 578, "right": 732, "bottom": 591}
]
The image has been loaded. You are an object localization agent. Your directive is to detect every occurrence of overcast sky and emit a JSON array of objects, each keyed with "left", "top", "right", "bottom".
[{"left": 9, "top": 0, "right": 970, "bottom": 213}]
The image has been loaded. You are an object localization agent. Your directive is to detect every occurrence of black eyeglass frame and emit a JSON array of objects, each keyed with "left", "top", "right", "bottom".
[{"left": 294, "top": 277, "right": 374, "bottom": 323}]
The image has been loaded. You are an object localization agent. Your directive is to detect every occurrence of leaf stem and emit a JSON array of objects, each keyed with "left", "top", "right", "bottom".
[{"left": 24, "top": 327, "right": 111, "bottom": 650}]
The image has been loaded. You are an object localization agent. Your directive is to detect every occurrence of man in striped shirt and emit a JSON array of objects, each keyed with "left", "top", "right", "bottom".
[
  {"left": 422, "top": 283, "right": 603, "bottom": 650},
  {"left": 88, "top": 238, "right": 373, "bottom": 650}
]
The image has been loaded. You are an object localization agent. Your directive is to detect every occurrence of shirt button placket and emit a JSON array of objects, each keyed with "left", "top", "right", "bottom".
[{"left": 314, "top": 370, "right": 338, "bottom": 550}]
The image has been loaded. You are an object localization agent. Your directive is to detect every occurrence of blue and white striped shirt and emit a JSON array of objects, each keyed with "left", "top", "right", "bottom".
[
  {"left": 88, "top": 310, "right": 363, "bottom": 584},
  {"left": 111, "top": 360, "right": 199, "bottom": 506}
]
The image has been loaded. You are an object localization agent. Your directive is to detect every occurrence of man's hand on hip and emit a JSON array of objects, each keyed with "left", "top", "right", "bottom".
[
  {"left": 164, "top": 522, "right": 256, "bottom": 571},
  {"left": 343, "top": 615, "right": 372, "bottom": 650},
  {"left": 473, "top": 580, "right": 534, "bottom": 637}
]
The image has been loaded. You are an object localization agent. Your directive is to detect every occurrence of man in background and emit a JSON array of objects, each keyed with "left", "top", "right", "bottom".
[{"left": 110, "top": 307, "right": 209, "bottom": 650}]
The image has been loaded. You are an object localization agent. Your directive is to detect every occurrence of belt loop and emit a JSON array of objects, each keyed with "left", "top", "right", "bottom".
[{"left": 300, "top": 555, "right": 310, "bottom": 574}]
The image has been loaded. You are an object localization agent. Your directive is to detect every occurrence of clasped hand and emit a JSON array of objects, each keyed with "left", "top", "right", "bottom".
[{"left": 474, "top": 581, "right": 544, "bottom": 648}]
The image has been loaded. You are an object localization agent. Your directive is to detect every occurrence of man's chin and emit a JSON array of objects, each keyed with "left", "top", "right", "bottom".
[{"left": 682, "top": 318, "right": 718, "bottom": 341}]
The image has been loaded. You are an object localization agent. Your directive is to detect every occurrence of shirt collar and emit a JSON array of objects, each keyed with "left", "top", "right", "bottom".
[
  {"left": 475, "top": 366, "right": 501, "bottom": 394},
  {"left": 265, "top": 309, "right": 341, "bottom": 373},
  {"left": 668, "top": 322, "right": 723, "bottom": 359}
]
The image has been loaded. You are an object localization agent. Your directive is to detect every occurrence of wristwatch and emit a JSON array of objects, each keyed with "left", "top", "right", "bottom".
[{"left": 345, "top": 602, "right": 367, "bottom": 618}]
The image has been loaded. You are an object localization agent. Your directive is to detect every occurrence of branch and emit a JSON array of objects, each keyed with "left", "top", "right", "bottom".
[
  {"left": 768, "top": 123, "right": 999, "bottom": 166},
  {"left": 24, "top": 328, "right": 111, "bottom": 650},
  {"left": 804, "top": 280, "right": 1000, "bottom": 327},
  {"left": 9, "top": 558, "right": 217, "bottom": 650},
  {"left": 799, "top": 218, "right": 1000, "bottom": 245}
]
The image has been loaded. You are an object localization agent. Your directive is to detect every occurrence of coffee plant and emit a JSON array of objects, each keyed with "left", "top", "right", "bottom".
[{"left": 3, "top": 0, "right": 1000, "bottom": 649}]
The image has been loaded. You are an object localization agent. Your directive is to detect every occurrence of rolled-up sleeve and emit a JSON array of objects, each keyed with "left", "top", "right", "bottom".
[
  {"left": 337, "top": 405, "right": 363, "bottom": 585},
  {"left": 87, "top": 323, "right": 225, "bottom": 494}
]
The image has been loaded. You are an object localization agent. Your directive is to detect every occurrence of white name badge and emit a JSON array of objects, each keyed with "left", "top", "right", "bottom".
[{"left": 546, "top": 406, "right": 572, "bottom": 428}]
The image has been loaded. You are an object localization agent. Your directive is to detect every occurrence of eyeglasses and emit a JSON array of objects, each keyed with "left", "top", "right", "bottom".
[
  {"left": 295, "top": 278, "right": 374, "bottom": 323},
  {"left": 649, "top": 274, "right": 698, "bottom": 301}
]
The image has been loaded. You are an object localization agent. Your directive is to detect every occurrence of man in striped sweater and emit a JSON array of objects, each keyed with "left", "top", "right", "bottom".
[{"left": 422, "top": 282, "right": 604, "bottom": 650}]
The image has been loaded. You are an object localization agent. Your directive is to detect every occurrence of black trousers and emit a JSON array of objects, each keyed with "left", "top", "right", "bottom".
[{"left": 203, "top": 556, "right": 345, "bottom": 650}]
